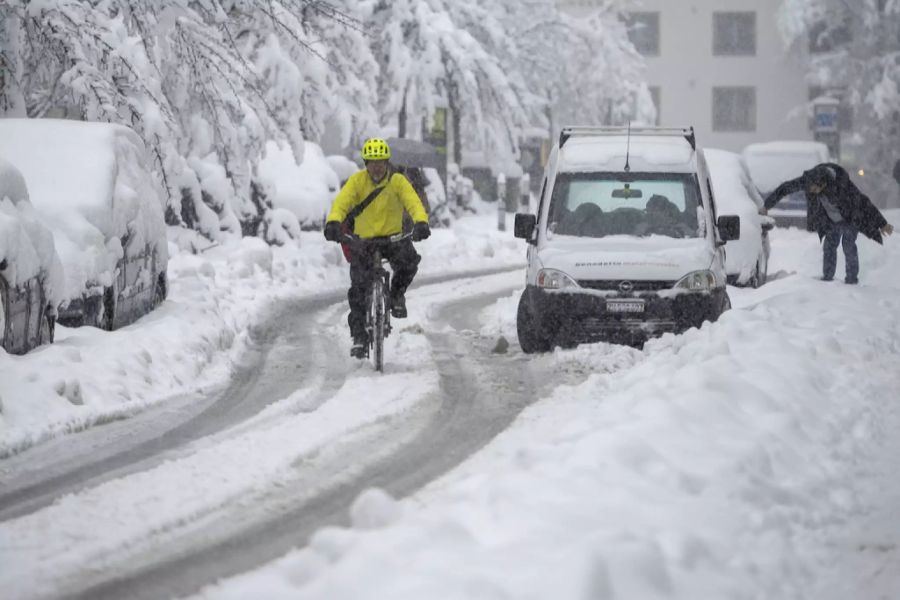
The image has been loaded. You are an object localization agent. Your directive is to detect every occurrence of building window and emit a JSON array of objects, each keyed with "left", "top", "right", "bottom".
[
  {"left": 713, "top": 12, "right": 756, "bottom": 56},
  {"left": 808, "top": 87, "right": 853, "bottom": 132},
  {"left": 649, "top": 86, "right": 661, "bottom": 125},
  {"left": 626, "top": 12, "right": 660, "bottom": 56},
  {"left": 712, "top": 87, "right": 756, "bottom": 131}
]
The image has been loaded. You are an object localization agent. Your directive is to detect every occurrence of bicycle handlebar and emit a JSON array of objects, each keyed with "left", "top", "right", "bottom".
[{"left": 338, "top": 231, "right": 414, "bottom": 245}]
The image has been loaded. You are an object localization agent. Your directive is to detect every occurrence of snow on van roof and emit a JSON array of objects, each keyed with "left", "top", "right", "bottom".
[
  {"left": 742, "top": 140, "right": 830, "bottom": 194},
  {"left": 0, "top": 119, "right": 167, "bottom": 302},
  {"left": 560, "top": 135, "right": 695, "bottom": 173},
  {"left": 0, "top": 156, "right": 64, "bottom": 305}
]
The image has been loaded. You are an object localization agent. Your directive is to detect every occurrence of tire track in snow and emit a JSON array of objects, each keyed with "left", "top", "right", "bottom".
[{"left": 45, "top": 280, "right": 554, "bottom": 600}]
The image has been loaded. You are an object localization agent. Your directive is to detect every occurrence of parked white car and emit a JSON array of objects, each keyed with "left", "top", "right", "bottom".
[
  {"left": 742, "top": 141, "right": 831, "bottom": 229},
  {"left": 704, "top": 149, "right": 773, "bottom": 288},
  {"left": 0, "top": 119, "right": 168, "bottom": 330},
  {"left": 514, "top": 126, "right": 739, "bottom": 351},
  {"left": 0, "top": 157, "right": 64, "bottom": 353}
]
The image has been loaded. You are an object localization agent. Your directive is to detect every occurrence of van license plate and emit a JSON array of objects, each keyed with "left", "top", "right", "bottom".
[{"left": 606, "top": 300, "right": 645, "bottom": 313}]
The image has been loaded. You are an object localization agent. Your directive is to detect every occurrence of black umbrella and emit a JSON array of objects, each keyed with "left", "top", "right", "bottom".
[{"left": 385, "top": 137, "right": 443, "bottom": 170}]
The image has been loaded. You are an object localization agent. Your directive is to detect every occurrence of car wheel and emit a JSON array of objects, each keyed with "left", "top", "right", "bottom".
[{"left": 516, "top": 292, "right": 552, "bottom": 354}]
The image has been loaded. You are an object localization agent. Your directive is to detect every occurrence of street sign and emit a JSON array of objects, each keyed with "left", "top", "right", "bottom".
[{"left": 813, "top": 99, "right": 839, "bottom": 133}]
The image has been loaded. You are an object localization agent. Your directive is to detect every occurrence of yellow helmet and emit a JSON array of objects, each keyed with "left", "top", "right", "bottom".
[{"left": 361, "top": 137, "right": 391, "bottom": 161}]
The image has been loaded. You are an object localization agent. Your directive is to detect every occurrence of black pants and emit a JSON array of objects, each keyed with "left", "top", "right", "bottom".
[{"left": 347, "top": 239, "right": 420, "bottom": 341}]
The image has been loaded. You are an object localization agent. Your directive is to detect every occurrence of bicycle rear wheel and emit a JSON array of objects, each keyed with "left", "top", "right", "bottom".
[{"left": 372, "top": 275, "right": 385, "bottom": 371}]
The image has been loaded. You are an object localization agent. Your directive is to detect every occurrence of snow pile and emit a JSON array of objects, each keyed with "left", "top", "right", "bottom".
[
  {"left": 0, "top": 214, "right": 523, "bottom": 456},
  {"left": 257, "top": 140, "right": 340, "bottom": 229},
  {"left": 704, "top": 148, "right": 767, "bottom": 282},
  {"left": 191, "top": 214, "right": 900, "bottom": 600},
  {"left": 0, "top": 157, "right": 64, "bottom": 306},
  {"left": 0, "top": 119, "right": 167, "bottom": 303}
]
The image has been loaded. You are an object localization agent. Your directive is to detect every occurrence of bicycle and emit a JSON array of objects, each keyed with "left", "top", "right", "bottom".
[{"left": 340, "top": 231, "right": 413, "bottom": 372}]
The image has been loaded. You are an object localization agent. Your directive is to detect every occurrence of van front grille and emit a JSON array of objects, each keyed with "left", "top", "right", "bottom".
[{"left": 577, "top": 279, "right": 675, "bottom": 291}]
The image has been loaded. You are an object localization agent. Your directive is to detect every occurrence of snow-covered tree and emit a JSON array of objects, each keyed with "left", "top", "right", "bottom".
[
  {"left": 0, "top": 0, "right": 379, "bottom": 241},
  {"left": 1, "top": 0, "right": 654, "bottom": 239},
  {"left": 360, "top": 0, "right": 650, "bottom": 172},
  {"left": 360, "top": 0, "right": 532, "bottom": 167},
  {"left": 779, "top": 0, "right": 900, "bottom": 198}
]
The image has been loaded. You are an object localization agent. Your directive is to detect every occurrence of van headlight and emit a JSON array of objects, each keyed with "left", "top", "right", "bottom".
[
  {"left": 536, "top": 268, "right": 579, "bottom": 290},
  {"left": 674, "top": 270, "right": 717, "bottom": 291}
]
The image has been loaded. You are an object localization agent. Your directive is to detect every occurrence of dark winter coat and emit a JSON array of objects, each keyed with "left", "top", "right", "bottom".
[
  {"left": 893, "top": 159, "right": 900, "bottom": 185},
  {"left": 764, "top": 163, "right": 888, "bottom": 244}
]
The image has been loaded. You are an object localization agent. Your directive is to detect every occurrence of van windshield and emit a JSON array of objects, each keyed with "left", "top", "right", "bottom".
[{"left": 548, "top": 172, "right": 701, "bottom": 239}]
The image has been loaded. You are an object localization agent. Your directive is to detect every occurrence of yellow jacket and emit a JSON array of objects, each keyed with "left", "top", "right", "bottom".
[{"left": 327, "top": 169, "right": 428, "bottom": 238}]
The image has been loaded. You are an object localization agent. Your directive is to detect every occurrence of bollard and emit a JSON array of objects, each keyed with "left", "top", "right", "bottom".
[
  {"left": 497, "top": 173, "right": 507, "bottom": 231},
  {"left": 520, "top": 173, "right": 531, "bottom": 211}
]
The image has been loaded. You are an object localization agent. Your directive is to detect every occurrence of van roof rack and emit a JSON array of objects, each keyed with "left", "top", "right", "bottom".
[{"left": 559, "top": 126, "right": 696, "bottom": 151}]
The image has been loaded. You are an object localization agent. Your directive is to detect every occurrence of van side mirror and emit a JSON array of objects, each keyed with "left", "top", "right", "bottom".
[
  {"left": 717, "top": 215, "right": 740, "bottom": 242},
  {"left": 514, "top": 213, "right": 537, "bottom": 241}
]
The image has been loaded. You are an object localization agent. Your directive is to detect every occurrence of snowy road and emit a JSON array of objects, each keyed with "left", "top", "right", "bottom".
[{"left": 1, "top": 268, "right": 591, "bottom": 600}]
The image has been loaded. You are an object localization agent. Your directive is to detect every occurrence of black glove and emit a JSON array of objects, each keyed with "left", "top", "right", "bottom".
[
  {"left": 324, "top": 221, "right": 341, "bottom": 242},
  {"left": 412, "top": 221, "right": 431, "bottom": 241}
]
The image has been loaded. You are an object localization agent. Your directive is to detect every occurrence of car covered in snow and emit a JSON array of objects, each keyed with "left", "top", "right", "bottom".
[
  {"left": 0, "top": 119, "right": 168, "bottom": 330},
  {"left": 513, "top": 126, "right": 739, "bottom": 350},
  {"left": 704, "top": 149, "right": 773, "bottom": 287},
  {"left": 742, "top": 141, "right": 831, "bottom": 229},
  {"left": 0, "top": 157, "right": 64, "bottom": 354}
]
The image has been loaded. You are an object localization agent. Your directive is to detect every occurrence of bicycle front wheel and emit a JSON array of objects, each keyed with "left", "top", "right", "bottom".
[{"left": 372, "top": 276, "right": 385, "bottom": 372}]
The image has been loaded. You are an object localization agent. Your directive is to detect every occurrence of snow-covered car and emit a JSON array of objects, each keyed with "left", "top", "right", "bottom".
[
  {"left": 0, "top": 157, "right": 64, "bottom": 354},
  {"left": 704, "top": 148, "right": 773, "bottom": 287},
  {"left": 257, "top": 140, "right": 340, "bottom": 230},
  {"left": 513, "top": 126, "right": 739, "bottom": 351},
  {"left": 0, "top": 119, "right": 168, "bottom": 330},
  {"left": 742, "top": 141, "right": 831, "bottom": 229}
]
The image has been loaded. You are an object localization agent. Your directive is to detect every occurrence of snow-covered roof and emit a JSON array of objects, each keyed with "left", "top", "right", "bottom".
[
  {"left": 0, "top": 119, "right": 167, "bottom": 301},
  {"left": 560, "top": 135, "right": 696, "bottom": 173},
  {"left": 741, "top": 141, "right": 830, "bottom": 194},
  {"left": 0, "top": 157, "right": 64, "bottom": 306}
]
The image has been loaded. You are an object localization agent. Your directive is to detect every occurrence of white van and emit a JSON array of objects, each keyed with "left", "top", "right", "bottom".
[{"left": 513, "top": 126, "right": 739, "bottom": 351}]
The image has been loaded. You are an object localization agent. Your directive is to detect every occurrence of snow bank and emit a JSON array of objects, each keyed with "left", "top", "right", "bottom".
[
  {"left": 0, "top": 119, "right": 168, "bottom": 303},
  {"left": 192, "top": 213, "right": 900, "bottom": 600},
  {"left": 258, "top": 140, "right": 340, "bottom": 228},
  {"left": 0, "top": 157, "right": 64, "bottom": 306}
]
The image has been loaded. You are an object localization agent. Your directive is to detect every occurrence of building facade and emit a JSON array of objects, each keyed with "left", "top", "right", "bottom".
[{"left": 559, "top": 0, "right": 815, "bottom": 154}]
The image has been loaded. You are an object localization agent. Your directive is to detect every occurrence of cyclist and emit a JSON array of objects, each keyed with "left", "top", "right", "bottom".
[{"left": 323, "top": 138, "right": 431, "bottom": 358}]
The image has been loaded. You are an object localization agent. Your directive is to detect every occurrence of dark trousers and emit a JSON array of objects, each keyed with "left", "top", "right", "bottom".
[
  {"left": 822, "top": 221, "right": 859, "bottom": 281},
  {"left": 347, "top": 239, "right": 420, "bottom": 341}
]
